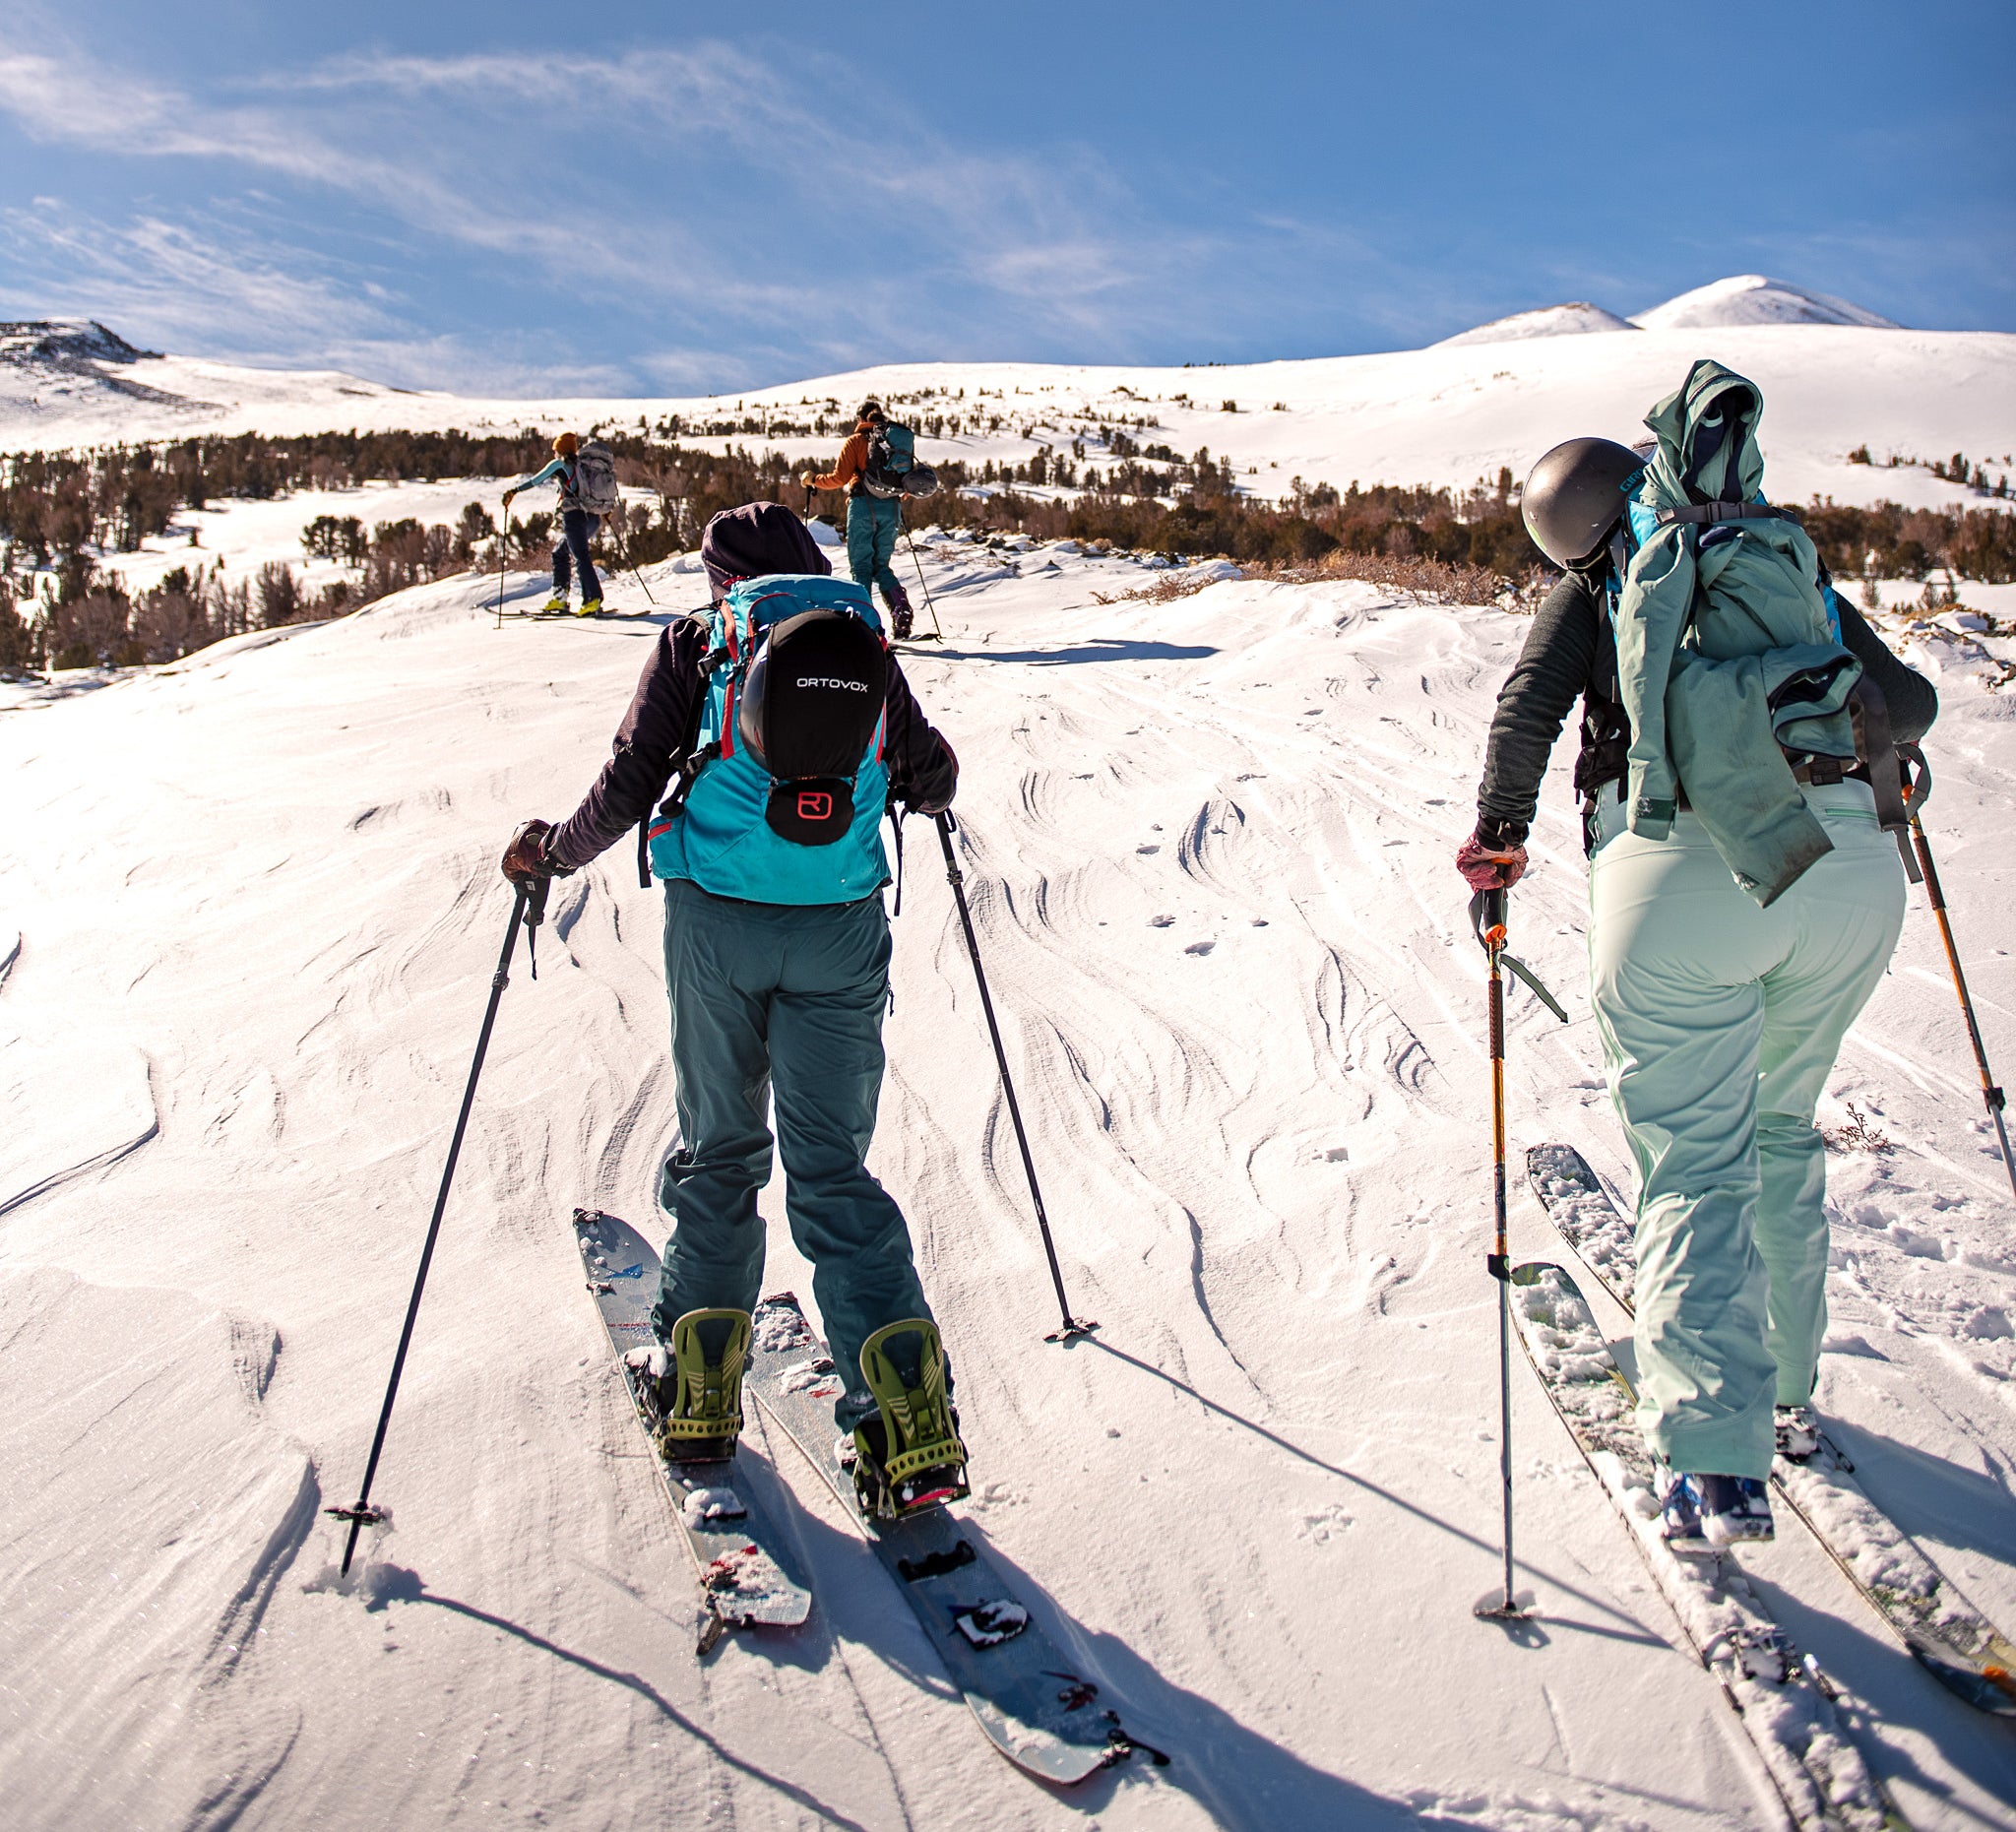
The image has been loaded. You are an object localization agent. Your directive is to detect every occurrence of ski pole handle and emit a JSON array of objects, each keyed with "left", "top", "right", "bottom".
[{"left": 1470, "top": 887, "right": 1507, "bottom": 956}]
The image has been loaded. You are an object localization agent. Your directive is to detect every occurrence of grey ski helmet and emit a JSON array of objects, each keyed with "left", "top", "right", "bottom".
[{"left": 1521, "top": 437, "right": 1644, "bottom": 569}]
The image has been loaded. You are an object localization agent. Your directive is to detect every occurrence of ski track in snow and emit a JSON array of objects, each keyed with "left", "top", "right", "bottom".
[{"left": 2, "top": 530, "right": 2014, "bottom": 1831}]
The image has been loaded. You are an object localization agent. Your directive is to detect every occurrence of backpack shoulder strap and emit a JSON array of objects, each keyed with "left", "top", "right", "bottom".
[{"left": 1652, "top": 502, "right": 1788, "bottom": 530}]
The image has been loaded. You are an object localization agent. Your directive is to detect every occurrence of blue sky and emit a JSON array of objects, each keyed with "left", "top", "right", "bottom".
[{"left": 1, "top": 1, "right": 2010, "bottom": 394}]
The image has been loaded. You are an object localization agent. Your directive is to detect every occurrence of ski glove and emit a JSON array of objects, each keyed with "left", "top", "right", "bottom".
[
  {"left": 1456, "top": 822, "right": 1527, "bottom": 892},
  {"left": 501, "top": 817, "right": 575, "bottom": 884},
  {"left": 905, "top": 736, "right": 958, "bottom": 817}
]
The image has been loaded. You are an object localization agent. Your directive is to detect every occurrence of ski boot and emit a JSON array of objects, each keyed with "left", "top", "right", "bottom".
[
  {"left": 1656, "top": 1461, "right": 1774, "bottom": 1554},
  {"left": 887, "top": 585, "right": 914, "bottom": 643},
  {"left": 848, "top": 1318, "right": 968, "bottom": 1519},
  {"left": 539, "top": 594, "right": 568, "bottom": 614},
  {"left": 1773, "top": 1404, "right": 1819, "bottom": 1463},
  {"left": 576, "top": 597, "right": 602, "bottom": 617},
  {"left": 647, "top": 1307, "right": 750, "bottom": 1464}
]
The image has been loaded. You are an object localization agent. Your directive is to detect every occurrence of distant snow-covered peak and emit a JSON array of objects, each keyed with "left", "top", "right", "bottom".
[
  {"left": 1630, "top": 276, "right": 1902, "bottom": 331},
  {"left": 1433, "top": 302, "right": 1639, "bottom": 347},
  {"left": 0, "top": 319, "right": 161, "bottom": 368}
]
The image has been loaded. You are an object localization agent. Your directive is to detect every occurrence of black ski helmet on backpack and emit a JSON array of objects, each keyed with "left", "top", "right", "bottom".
[
  {"left": 737, "top": 608, "right": 890, "bottom": 844},
  {"left": 1522, "top": 437, "right": 1645, "bottom": 569}
]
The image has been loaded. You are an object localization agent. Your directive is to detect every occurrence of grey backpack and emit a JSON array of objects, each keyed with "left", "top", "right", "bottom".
[{"left": 573, "top": 439, "right": 621, "bottom": 516}]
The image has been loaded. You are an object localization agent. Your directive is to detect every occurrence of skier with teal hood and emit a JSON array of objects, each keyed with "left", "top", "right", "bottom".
[
  {"left": 497, "top": 502, "right": 968, "bottom": 1521},
  {"left": 1459, "top": 360, "right": 1935, "bottom": 1552}
]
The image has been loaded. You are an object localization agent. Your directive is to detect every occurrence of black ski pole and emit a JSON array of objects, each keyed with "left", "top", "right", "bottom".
[
  {"left": 627, "top": 558, "right": 658, "bottom": 608},
  {"left": 900, "top": 506, "right": 944, "bottom": 642},
  {"left": 1901, "top": 744, "right": 2016, "bottom": 1201},
  {"left": 935, "top": 811, "right": 1093, "bottom": 1341},
  {"left": 329, "top": 876, "right": 549, "bottom": 1575},
  {"left": 494, "top": 534, "right": 507, "bottom": 631}
]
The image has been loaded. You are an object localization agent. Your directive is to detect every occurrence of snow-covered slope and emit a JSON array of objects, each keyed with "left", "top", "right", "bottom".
[
  {"left": 4, "top": 297, "right": 2006, "bottom": 517},
  {"left": 1631, "top": 276, "right": 1903, "bottom": 332},
  {"left": 1434, "top": 302, "right": 1640, "bottom": 347},
  {"left": 4, "top": 525, "right": 2015, "bottom": 1830}
]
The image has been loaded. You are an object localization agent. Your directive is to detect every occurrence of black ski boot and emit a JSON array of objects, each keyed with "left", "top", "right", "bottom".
[
  {"left": 847, "top": 1318, "right": 968, "bottom": 1518},
  {"left": 887, "top": 584, "right": 914, "bottom": 643}
]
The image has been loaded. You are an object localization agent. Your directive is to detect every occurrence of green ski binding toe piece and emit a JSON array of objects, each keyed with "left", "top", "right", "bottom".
[
  {"left": 657, "top": 1307, "right": 750, "bottom": 1460},
  {"left": 854, "top": 1318, "right": 968, "bottom": 1516}
]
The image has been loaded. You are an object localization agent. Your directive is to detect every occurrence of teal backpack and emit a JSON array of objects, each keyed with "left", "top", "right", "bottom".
[
  {"left": 860, "top": 423, "right": 917, "bottom": 498},
  {"left": 647, "top": 575, "right": 893, "bottom": 905}
]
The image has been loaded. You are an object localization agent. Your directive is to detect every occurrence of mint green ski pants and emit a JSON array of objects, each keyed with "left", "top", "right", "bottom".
[{"left": 1587, "top": 780, "right": 1905, "bottom": 1479}]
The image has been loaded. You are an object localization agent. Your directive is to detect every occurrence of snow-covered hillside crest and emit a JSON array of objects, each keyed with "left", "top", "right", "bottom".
[
  {"left": 4, "top": 292, "right": 2009, "bottom": 521},
  {"left": 4, "top": 521, "right": 2015, "bottom": 1828},
  {"left": 1434, "top": 302, "right": 1640, "bottom": 346},
  {"left": 1630, "top": 276, "right": 1904, "bottom": 331}
]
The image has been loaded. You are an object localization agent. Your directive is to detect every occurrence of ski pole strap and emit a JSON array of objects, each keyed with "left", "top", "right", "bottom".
[
  {"left": 522, "top": 875, "right": 550, "bottom": 980},
  {"left": 1469, "top": 891, "right": 1567, "bottom": 1020},
  {"left": 888, "top": 797, "right": 906, "bottom": 916},
  {"left": 1898, "top": 741, "right": 1932, "bottom": 820},
  {"left": 1500, "top": 952, "right": 1569, "bottom": 1024}
]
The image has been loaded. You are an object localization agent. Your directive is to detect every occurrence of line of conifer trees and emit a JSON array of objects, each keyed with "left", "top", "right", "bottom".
[{"left": 4, "top": 425, "right": 2012, "bottom": 674}]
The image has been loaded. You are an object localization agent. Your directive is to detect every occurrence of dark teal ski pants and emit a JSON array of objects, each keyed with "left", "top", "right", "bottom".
[
  {"left": 650, "top": 876, "right": 932, "bottom": 1423},
  {"left": 845, "top": 493, "right": 903, "bottom": 613}
]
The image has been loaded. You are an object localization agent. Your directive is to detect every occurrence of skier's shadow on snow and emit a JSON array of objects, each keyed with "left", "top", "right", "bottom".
[
  {"left": 372, "top": 1564, "right": 881, "bottom": 1832},
  {"left": 1085, "top": 1339, "right": 1672, "bottom": 1655},
  {"left": 746, "top": 1447, "right": 1440, "bottom": 1827},
  {"left": 929, "top": 638, "right": 1219, "bottom": 666},
  {"left": 1824, "top": 1421, "right": 2016, "bottom": 1566}
]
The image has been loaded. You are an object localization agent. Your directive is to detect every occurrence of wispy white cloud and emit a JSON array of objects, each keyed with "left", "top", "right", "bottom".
[{"left": 0, "top": 30, "right": 1425, "bottom": 385}]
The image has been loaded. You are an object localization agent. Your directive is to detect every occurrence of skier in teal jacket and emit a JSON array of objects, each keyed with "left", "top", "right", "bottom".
[{"left": 499, "top": 503, "right": 967, "bottom": 1523}]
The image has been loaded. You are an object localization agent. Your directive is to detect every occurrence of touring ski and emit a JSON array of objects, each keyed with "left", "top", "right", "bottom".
[
  {"left": 1511, "top": 1260, "right": 1902, "bottom": 1830},
  {"left": 1528, "top": 1144, "right": 2016, "bottom": 1716},
  {"left": 572, "top": 1209, "right": 811, "bottom": 1656},
  {"left": 747, "top": 1292, "right": 1161, "bottom": 1785}
]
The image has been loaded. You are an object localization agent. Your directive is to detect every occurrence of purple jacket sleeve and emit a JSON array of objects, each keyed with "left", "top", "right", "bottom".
[
  {"left": 545, "top": 625, "right": 958, "bottom": 871},
  {"left": 883, "top": 659, "right": 958, "bottom": 812},
  {"left": 545, "top": 616, "right": 708, "bottom": 869}
]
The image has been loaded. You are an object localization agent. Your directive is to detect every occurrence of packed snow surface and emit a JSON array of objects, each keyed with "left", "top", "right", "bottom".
[{"left": 5, "top": 513, "right": 2016, "bottom": 1830}]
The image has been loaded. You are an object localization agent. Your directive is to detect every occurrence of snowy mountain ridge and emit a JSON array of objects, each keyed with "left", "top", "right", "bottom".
[
  {"left": 1432, "top": 301, "right": 1640, "bottom": 347},
  {"left": 3, "top": 293, "right": 2009, "bottom": 520},
  {"left": 1630, "top": 275, "right": 1904, "bottom": 332}
]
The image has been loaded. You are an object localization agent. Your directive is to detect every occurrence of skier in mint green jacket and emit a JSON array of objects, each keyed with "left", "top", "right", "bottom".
[{"left": 1460, "top": 371, "right": 1935, "bottom": 1554}]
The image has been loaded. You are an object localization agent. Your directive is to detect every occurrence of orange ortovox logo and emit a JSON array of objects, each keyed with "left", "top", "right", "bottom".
[{"left": 797, "top": 790, "right": 833, "bottom": 821}]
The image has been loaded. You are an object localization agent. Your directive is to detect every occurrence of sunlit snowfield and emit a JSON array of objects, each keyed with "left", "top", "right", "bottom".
[{"left": 5, "top": 509, "right": 2016, "bottom": 1827}]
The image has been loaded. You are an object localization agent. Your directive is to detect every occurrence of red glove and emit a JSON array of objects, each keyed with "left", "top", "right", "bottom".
[
  {"left": 501, "top": 817, "right": 571, "bottom": 883},
  {"left": 1456, "top": 829, "right": 1527, "bottom": 892}
]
